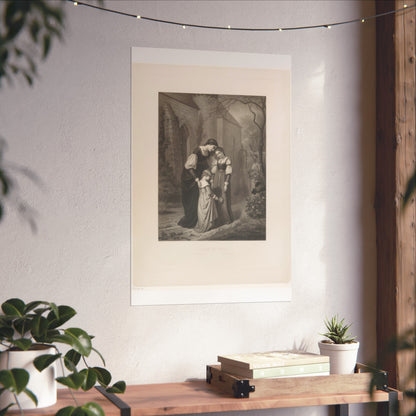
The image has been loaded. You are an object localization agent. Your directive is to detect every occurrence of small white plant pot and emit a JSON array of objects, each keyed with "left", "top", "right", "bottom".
[
  {"left": 318, "top": 341, "right": 359, "bottom": 375},
  {"left": 0, "top": 344, "right": 57, "bottom": 409}
]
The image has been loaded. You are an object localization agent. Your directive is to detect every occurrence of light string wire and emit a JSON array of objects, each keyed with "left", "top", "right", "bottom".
[{"left": 68, "top": 0, "right": 416, "bottom": 32}]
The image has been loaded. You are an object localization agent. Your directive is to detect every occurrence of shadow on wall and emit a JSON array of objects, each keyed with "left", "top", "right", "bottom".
[{"left": 322, "top": 0, "right": 377, "bottom": 368}]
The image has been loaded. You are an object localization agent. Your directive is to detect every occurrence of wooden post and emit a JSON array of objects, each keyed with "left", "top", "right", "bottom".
[{"left": 376, "top": 1, "right": 416, "bottom": 414}]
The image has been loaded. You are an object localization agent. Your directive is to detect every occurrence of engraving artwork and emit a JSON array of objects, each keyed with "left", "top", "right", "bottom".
[{"left": 158, "top": 93, "right": 266, "bottom": 241}]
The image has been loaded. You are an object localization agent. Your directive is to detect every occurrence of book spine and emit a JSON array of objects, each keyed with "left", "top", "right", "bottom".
[
  {"left": 217, "top": 355, "right": 329, "bottom": 370},
  {"left": 217, "top": 357, "right": 253, "bottom": 369},
  {"left": 221, "top": 362, "right": 330, "bottom": 379}
]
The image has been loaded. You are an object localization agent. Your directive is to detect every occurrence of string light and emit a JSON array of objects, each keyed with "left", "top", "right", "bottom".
[{"left": 67, "top": 0, "right": 416, "bottom": 32}]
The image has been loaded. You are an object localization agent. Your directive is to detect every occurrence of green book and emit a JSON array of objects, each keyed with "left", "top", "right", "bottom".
[
  {"left": 218, "top": 351, "right": 329, "bottom": 370},
  {"left": 220, "top": 361, "right": 330, "bottom": 379}
]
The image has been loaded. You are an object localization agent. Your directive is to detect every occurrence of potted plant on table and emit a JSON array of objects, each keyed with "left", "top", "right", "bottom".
[
  {"left": 318, "top": 314, "right": 360, "bottom": 375},
  {"left": 0, "top": 298, "right": 125, "bottom": 416}
]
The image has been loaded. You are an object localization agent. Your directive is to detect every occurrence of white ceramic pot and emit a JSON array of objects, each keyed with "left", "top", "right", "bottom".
[
  {"left": 0, "top": 344, "right": 57, "bottom": 409},
  {"left": 318, "top": 341, "right": 359, "bottom": 375}
]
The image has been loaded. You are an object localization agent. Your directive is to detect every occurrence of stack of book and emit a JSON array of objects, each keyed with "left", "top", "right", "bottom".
[{"left": 217, "top": 351, "right": 330, "bottom": 379}]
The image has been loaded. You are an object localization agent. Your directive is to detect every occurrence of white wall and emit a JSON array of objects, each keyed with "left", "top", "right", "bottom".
[{"left": 0, "top": 1, "right": 376, "bottom": 415}]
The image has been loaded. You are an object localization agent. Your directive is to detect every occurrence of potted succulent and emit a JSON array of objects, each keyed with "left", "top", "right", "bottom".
[
  {"left": 0, "top": 298, "right": 125, "bottom": 415},
  {"left": 318, "top": 315, "right": 360, "bottom": 375}
]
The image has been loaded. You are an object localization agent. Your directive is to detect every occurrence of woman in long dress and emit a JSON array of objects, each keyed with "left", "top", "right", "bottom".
[
  {"left": 212, "top": 147, "right": 233, "bottom": 225},
  {"left": 194, "top": 170, "right": 223, "bottom": 233}
]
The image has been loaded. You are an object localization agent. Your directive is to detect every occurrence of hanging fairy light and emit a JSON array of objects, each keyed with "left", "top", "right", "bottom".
[{"left": 67, "top": 0, "right": 415, "bottom": 32}]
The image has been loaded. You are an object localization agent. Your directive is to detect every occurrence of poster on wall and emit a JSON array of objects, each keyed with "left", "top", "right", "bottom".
[{"left": 131, "top": 47, "right": 291, "bottom": 305}]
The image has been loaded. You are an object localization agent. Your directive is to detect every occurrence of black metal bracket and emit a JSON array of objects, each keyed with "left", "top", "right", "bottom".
[
  {"left": 356, "top": 363, "right": 389, "bottom": 391},
  {"left": 206, "top": 365, "right": 213, "bottom": 384},
  {"left": 334, "top": 403, "right": 349, "bottom": 416},
  {"left": 376, "top": 388, "right": 399, "bottom": 416},
  {"left": 374, "top": 370, "right": 389, "bottom": 391},
  {"left": 355, "top": 365, "right": 399, "bottom": 416},
  {"left": 95, "top": 386, "right": 131, "bottom": 416},
  {"left": 387, "top": 388, "right": 399, "bottom": 416},
  {"left": 232, "top": 379, "right": 255, "bottom": 398}
]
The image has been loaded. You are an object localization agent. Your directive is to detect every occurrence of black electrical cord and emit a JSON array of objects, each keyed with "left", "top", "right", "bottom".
[{"left": 67, "top": 0, "right": 415, "bottom": 32}]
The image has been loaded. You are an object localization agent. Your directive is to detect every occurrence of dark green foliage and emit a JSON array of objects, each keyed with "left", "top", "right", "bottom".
[
  {"left": 55, "top": 402, "right": 105, "bottom": 416},
  {"left": 0, "top": 298, "right": 126, "bottom": 415},
  {"left": 0, "top": 137, "right": 40, "bottom": 232},
  {"left": 106, "top": 381, "right": 127, "bottom": 394},
  {"left": 0, "top": 0, "right": 65, "bottom": 87},
  {"left": 0, "top": 0, "right": 66, "bottom": 230},
  {"left": 0, "top": 368, "right": 29, "bottom": 395},
  {"left": 0, "top": 165, "right": 12, "bottom": 223},
  {"left": 0, "top": 368, "right": 37, "bottom": 407},
  {"left": 0, "top": 4, "right": 125, "bottom": 414},
  {"left": 33, "top": 352, "right": 62, "bottom": 373}
]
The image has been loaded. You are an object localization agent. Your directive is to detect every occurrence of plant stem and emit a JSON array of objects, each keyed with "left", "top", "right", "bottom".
[
  {"left": 13, "top": 392, "right": 24, "bottom": 416},
  {"left": 82, "top": 356, "right": 89, "bottom": 368},
  {"left": 55, "top": 347, "right": 78, "bottom": 407}
]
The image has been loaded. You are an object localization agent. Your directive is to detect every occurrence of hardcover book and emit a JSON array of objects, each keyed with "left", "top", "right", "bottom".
[
  {"left": 217, "top": 351, "right": 329, "bottom": 370},
  {"left": 220, "top": 361, "right": 330, "bottom": 379}
]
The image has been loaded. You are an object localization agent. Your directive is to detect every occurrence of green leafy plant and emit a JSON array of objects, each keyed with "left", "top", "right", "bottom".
[
  {"left": 0, "top": 298, "right": 126, "bottom": 416},
  {"left": 0, "top": 0, "right": 66, "bottom": 230},
  {"left": 321, "top": 315, "right": 357, "bottom": 344},
  {"left": 0, "top": 0, "right": 65, "bottom": 87}
]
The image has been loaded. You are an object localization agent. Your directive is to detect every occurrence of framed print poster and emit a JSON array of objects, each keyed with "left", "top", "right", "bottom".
[{"left": 131, "top": 47, "right": 291, "bottom": 305}]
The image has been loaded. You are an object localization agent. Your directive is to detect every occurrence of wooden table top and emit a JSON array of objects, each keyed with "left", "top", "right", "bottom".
[
  {"left": 122, "top": 380, "right": 399, "bottom": 416},
  {"left": 8, "top": 388, "right": 120, "bottom": 416},
  {"left": 10, "top": 380, "right": 401, "bottom": 416}
]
